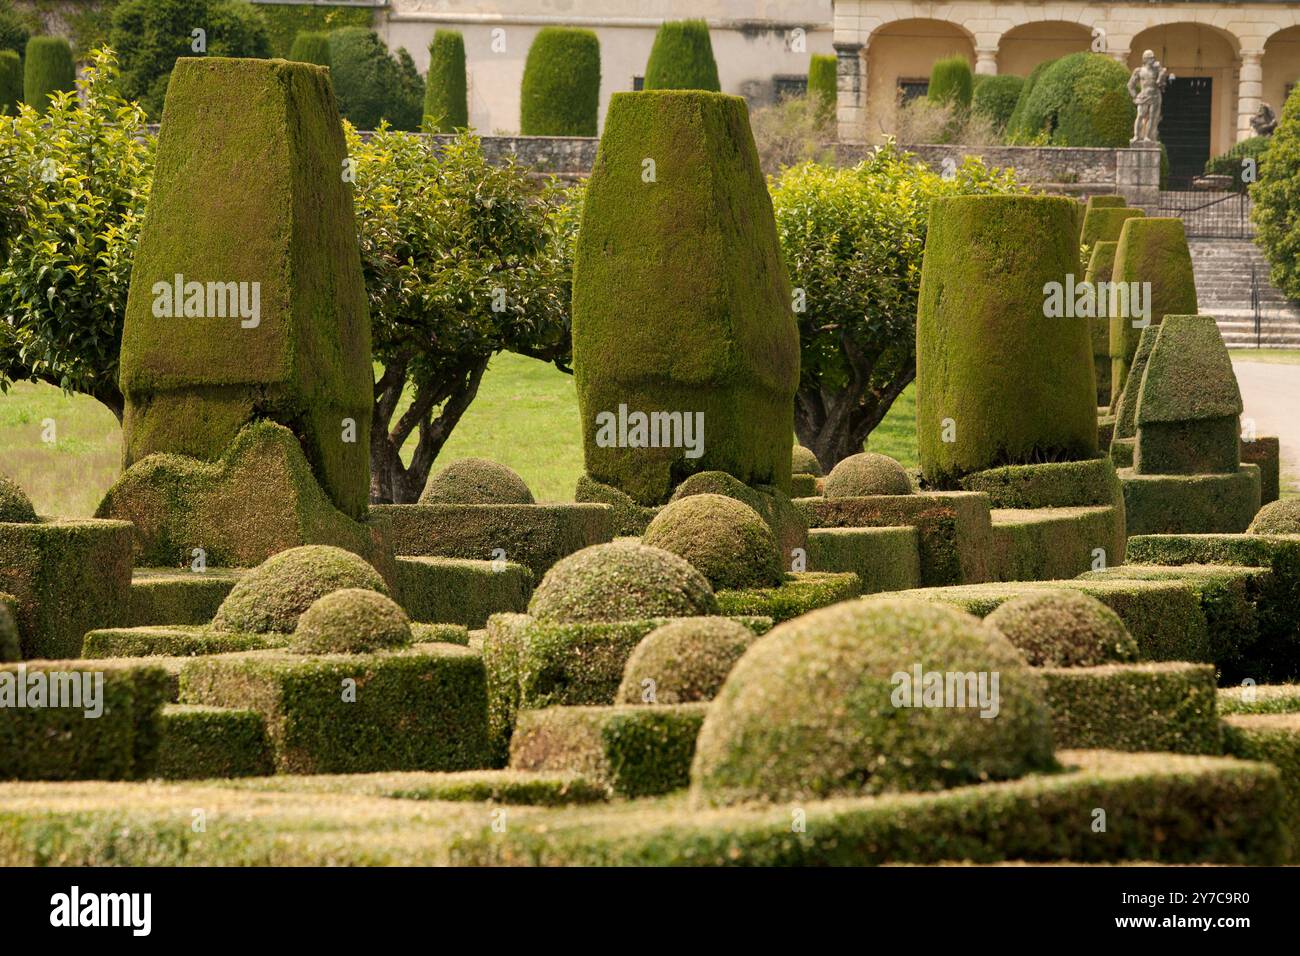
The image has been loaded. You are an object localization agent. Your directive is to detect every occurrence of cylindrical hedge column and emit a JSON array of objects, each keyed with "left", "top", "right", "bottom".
[{"left": 917, "top": 195, "right": 1098, "bottom": 486}]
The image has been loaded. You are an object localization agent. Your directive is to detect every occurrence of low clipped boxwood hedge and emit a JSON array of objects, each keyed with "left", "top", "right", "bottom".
[
  {"left": 714, "top": 571, "right": 860, "bottom": 622},
  {"left": 82, "top": 625, "right": 277, "bottom": 659},
  {"left": 127, "top": 568, "right": 242, "bottom": 627},
  {"left": 1221, "top": 712, "right": 1300, "bottom": 861},
  {"left": 805, "top": 526, "right": 921, "bottom": 593},
  {"left": 989, "top": 505, "right": 1126, "bottom": 582},
  {"left": 395, "top": 555, "right": 532, "bottom": 628},
  {"left": 959, "top": 458, "right": 1121, "bottom": 509},
  {"left": 1219, "top": 683, "right": 1300, "bottom": 715},
  {"left": 154, "top": 704, "right": 274, "bottom": 779},
  {"left": 509, "top": 703, "right": 709, "bottom": 797}
]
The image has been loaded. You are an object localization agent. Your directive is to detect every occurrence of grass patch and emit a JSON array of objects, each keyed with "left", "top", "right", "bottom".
[{"left": 1230, "top": 349, "right": 1300, "bottom": 365}]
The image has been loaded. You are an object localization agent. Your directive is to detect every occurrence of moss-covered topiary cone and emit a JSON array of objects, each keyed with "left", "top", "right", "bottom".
[
  {"left": 643, "top": 493, "right": 782, "bottom": 590},
  {"left": 520, "top": 27, "right": 600, "bottom": 136},
  {"left": 22, "top": 36, "right": 74, "bottom": 113},
  {"left": 213, "top": 545, "right": 389, "bottom": 634},
  {"left": 1084, "top": 240, "right": 1119, "bottom": 406},
  {"left": 823, "top": 452, "right": 912, "bottom": 497},
  {"left": 528, "top": 541, "right": 717, "bottom": 623},
  {"left": 420, "top": 458, "right": 534, "bottom": 505},
  {"left": 643, "top": 20, "right": 720, "bottom": 92},
  {"left": 1079, "top": 206, "right": 1144, "bottom": 249},
  {"left": 984, "top": 589, "right": 1138, "bottom": 667},
  {"left": 573, "top": 91, "right": 799, "bottom": 505},
  {"left": 0, "top": 475, "right": 37, "bottom": 524},
  {"left": 1108, "top": 217, "right": 1198, "bottom": 410},
  {"left": 690, "top": 599, "right": 1057, "bottom": 805},
  {"left": 118, "top": 58, "right": 373, "bottom": 520},
  {"left": 424, "top": 30, "right": 468, "bottom": 131},
  {"left": 917, "top": 194, "right": 1098, "bottom": 486},
  {"left": 290, "top": 587, "right": 412, "bottom": 654},
  {"left": 616, "top": 617, "right": 757, "bottom": 704}
]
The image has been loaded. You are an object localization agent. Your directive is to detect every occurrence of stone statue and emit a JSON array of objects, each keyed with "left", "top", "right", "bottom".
[
  {"left": 1128, "top": 50, "right": 1171, "bottom": 145},
  {"left": 1251, "top": 102, "right": 1278, "bottom": 137}
]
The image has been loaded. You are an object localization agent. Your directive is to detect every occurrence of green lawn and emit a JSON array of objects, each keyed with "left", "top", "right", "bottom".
[
  {"left": 1, "top": 353, "right": 921, "bottom": 516},
  {"left": 1230, "top": 349, "right": 1300, "bottom": 364}
]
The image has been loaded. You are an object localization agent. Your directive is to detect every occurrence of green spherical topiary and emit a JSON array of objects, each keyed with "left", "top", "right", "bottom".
[
  {"left": 425, "top": 29, "right": 468, "bottom": 132},
  {"left": 0, "top": 474, "right": 37, "bottom": 523},
  {"left": 213, "top": 545, "right": 389, "bottom": 634},
  {"left": 289, "top": 31, "right": 331, "bottom": 68},
  {"left": 971, "top": 73, "right": 1023, "bottom": 130},
  {"left": 643, "top": 20, "right": 720, "bottom": 92},
  {"left": 617, "top": 617, "right": 757, "bottom": 705},
  {"left": 291, "top": 588, "right": 412, "bottom": 654},
  {"left": 520, "top": 27, "right": 600, "bottom": 136},
  {"left": 23, "top": 36, "right": 75, "bottom": 114},
  {"left": 690, "top": 599, "right": 1057, "bottom": 805},
  {"left": 1013, "top": 52, "right": 1134, "bottom": 147},
  {"left": 1006, "top": 57, "right": 1054, "bottom": 139},
  {"left": 420, "top": 458, "right": 535, "bottom": 505},
  {"left": 529, "top": 541, "right": 718, "bottom": 623},
  {"left": 669, "top": 471, "right": 807, "bottom": 561},
  {"left": 791, "top": 444, "right": 822, "bottom": 477},
  {"left": 0, "top": 49, "right": 21, "bottom": 115},
  {"left": 0, "top": 602, "right": 19, "bottom": 663},
  {"left": 984, "top": 590, "right": 1138, "bottom": 667},
  {"left": 643, "top": 493, "right": 782, "bottom": 591},
  {"left": 927, "top": 55, "right": 972, "bottom": 109},
  {"left": 823, "top": 452, "right": 912, "bottom": 497},
  {"left": 1248, "top": 498, "right": 1300, "bottom": 535}
]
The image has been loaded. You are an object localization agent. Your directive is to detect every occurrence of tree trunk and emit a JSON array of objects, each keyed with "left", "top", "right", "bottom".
[{"left": 794, "top": 365, "right": 916, "bottom": 473}]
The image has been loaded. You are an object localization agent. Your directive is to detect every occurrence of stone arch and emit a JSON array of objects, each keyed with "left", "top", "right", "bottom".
[
  {"left": 865, "top": 18, "right": 976, "bottom": 142},
  {"left": 1262, "top": 26, "right": 1300, "bottom": 121},
  {"left": 997, "top": 21, "right": 1093, "bottom": 78}
]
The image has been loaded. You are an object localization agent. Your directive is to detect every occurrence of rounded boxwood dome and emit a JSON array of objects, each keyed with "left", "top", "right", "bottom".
[
  {"left": 1249, "top": 498, "right": 1300, "bottom": 535},
  {"left": 0, "top": 474, "right": 37, "bottom": 523},
  {"left": 983, "top": 590, "right": 1137, "bottom": 667},
  {"left": 823, "top": 452, "right": 912, "bottom": 498},
  {"left": 690, "top": 599, "right": 1056, "bottom": 805},
  {"left": 792, "top": 445, "right": 822, "bottom": 477},
  {"left": 291, "top": 588, "right": 412, "bottom": 654},
  {"left": 643, "top": 494, "right": 782, "bottom": 590},
  {"left": 669, "top": 471, "right": 807, "bottom": 560},
  {"left": 420, "top": 457, "right": 535, "bottom": 505},
  {"left": 213, "top": 545, "right": 389, "bottom": 634},
  {"left": 0, "top": 602, "right": 19, "bottom": 663},
  {"left": 616, "top": 617, "right": 756, "bottom": 705},
  {"left": 1013, "top": 51, "right": 1134, "bottom": 147},
  {"left": 529, "top": 541, "right": 718, "bottom": 623}
]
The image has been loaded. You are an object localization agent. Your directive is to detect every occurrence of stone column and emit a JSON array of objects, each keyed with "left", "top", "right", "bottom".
[
  {"left": 1116, "top": 147, "right": 1162, "bottom": 209},
  {"left": 835, "top": 41, "right": 866, "bottom": 144},
  {"left": 974, "top": 47, "right": 998, "bottom": 76},
  {"left": 1237, "top": 50, "right": 1264, "bottom": 142}
]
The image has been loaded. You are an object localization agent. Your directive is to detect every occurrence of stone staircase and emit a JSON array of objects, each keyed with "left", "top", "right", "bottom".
[{"left": 1188, "top": 238, "right": 1300, "bottom": 348}]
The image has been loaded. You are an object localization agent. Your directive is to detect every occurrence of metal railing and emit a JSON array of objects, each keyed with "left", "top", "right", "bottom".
[{"left": 1157, "top": 190, "right": 1254, "bottom": 239}]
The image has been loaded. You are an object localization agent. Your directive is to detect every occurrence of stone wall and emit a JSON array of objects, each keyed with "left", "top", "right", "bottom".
[{"left": 426, "top": 134, "right": 598, "bottom": 177}]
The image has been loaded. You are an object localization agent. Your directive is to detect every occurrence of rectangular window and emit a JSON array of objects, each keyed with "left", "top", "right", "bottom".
[{"left": 898, "top": 79, "right": 929, "bottom": 105}]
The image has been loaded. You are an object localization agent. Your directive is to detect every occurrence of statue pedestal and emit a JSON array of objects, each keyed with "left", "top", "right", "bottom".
[{"left": 1116, "top": 147, "right": 1162, "bottom": 209}]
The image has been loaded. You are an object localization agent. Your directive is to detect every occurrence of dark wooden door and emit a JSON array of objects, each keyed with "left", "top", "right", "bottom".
[{"left": 1159, "top": 75, "right": 1213, "bottom": 188}]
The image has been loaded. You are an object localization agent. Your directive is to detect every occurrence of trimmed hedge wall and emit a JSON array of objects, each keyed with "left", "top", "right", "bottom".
[
  {"left": 1222, "top": 713, "right": 1300, "bottom": 860},
  {"left": 1040, "top": 663, "right": 1222, "bottom": 754},
  {"left": 959, "top": 457, "right": 1121, "bottom": 509},
  {"left": 509, "top": 703, "right": 708, "bottom": 797},
  {"left": 395, "top": 555, "right": 532, "bottom": 628},
  {"left": 127, "top": 568, "right": 242, "bottom": 627},
  {"left": 520, "top": 27, "right": 600, "bottom": 136},
  {"left": 715, "top": 571, "right": 860, "bottom": 622},
  {"left": 1241, "top": 436, "right": 1281, "bottom": 505},
  {"left": 1119, "top": 466, "right": 1261, "bottom": 536},
  {"left": 179, "top": 645, "right": 492, "bottom": 774},
  {"left": 154, "top": 704, "right": 274, "bottom": 779},
  {"left": 425, "top": 29, "right": 468, "bottom": 131},
  {"left": 990, "top": 505, "right": 1126, "bottom": 582},
  {"left": 805, "top": 526, "right": 922, "bottom": 593},
  {"left": 83, "top": 625, "right": 278, "bottom": 659},
  {"left": 1220, "top": 684, "right": 1300, "bottom": 715},
  {"left": 643, "top": 20, "right": 719, "bottom": 92}
]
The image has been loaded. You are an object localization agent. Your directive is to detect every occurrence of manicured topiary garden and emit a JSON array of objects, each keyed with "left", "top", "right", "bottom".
[{"left": 1, "top": 43, "right": 1297, "bottom": 874}]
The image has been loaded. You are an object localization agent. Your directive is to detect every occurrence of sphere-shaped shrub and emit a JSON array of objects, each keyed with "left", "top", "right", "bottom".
[
  {"left": 213, "top": 545, "right": 389, "bottom": 634},
  {"left": 420, "top": 457, "right": 535, "bottom": 505},
  {"left": 1249, "top": 498, "right": 1300, "bottom": 535},
  {"left": 690, "top": 599, "right": 1056, "bottom": 805},
  {"left": 0, "top": 602, "right": 19, "bottom": 662},
  {"left": 0, "top": 474, "right": 37, "bottom": 523},
  {"left": 643, "top": 494, "right": 782, "bottom": 590},
  {"left": 1013, "top": 52, "right": 1134, "bottom": 147},
  {"left": 669, "top": 471, "right": 807, "bottom": 560},
  {"left": 823, "top": 452, "right": 912, "bottom": 497},
  {"left": 520, "top": 27, "right": 600, "bottom": 136},
  {"left": 291, "top": 588, "right": 412, "bottom": 654},
  {"left": 791, "top": 445, "right": 822, "bottom": 477},
  {"left": 983, "top": 590, "right": 1137, "bottom": 667},
  {"left": 617, "top": 617, "right": 756, "bottom": 704},
  {"left": 529, "top": 542, "right": 717, "bottom": 623}
]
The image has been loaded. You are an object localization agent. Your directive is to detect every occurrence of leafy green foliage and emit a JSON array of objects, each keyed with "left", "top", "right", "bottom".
[
  {"left": 0, "top": 49, "right": 19, "bottom": 114},
  {"left": 108, "top": 0, "right": 271, "bottom": 117},
  {"left": 329, "top": 26, "right": 422, "bottom": 131},
  {"left": 1253, "top": 86, "right": 1300, "bottom": 299},
  {"left": 770, "top": 144, "right": 1023, "bottom": 470},
  {"left": 425, "top": 30, "right": 468, "bottom": 132},
  {"left": 972, "top": 73, "right": 1023, "bottom": 131},
  {"left": 345, "top": 123, "right": 577, "bottom": 502},
  {"left": 520, "top": 27, "right": 600, "bottom": 136},
  {"left": 288, "top": 30, "right": 330, "bottom": 68},
  {"left": 927, "top": 55, "right": 972, "bottom": 109},
  {"left": 1009, "top": 52, "right": 1133, "bottom": 147},
  {"left": 254, "top": 0, "right": 374, "bottom": 58},
  {"left": 0, "top": 1, "right": 32, "bottom": 57},
  {"left": 1006, "top": 57, "right": 1055, "bottom": 140},
  {"left": 1207, "top": 135, "right": 1270, "bottom": 191},
  {"left": 644, "top": 20, "right": 719, "bottom": 92},
  {"left": 23, "top": 36, "right": 75, "bottom": 113},
  {"left": 0, "top": 49, "right": 155, "bottom": 420}
]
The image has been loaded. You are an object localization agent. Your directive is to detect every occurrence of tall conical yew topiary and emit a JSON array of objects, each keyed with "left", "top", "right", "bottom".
[
  {"left": 0, "top": 49, "right": 20, "bottom": 115},
  {"left": 1084, "top": 240, "right": 1119, "bottom": 406},
  {"left": 644, "top": 20, "right": 720, "bottom": 92},
  {"left": 927, "top": 55, "right": 972, "bottom": 109},
  {"left": 424, "top": 30, "right": 468, "bottom": 132},
  {"left": 23, "top": 36, "right": 74, "bottom": 113},
  {"left": 808, "top": 54, "right": 836, "bottom": 115},
  {"left": 289, "top": 31, "right": 331, "bottom": 68},
  {"left": 520, "top": 27, "right": 599, "bottom": 136},
  {"left": 916, "top": 195, "right": 1098, "bottom": 486}
]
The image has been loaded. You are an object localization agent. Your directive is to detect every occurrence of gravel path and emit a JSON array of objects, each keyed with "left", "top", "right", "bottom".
[{"left": 1233, "top": 360, "right": 1300, "bottom": 494}]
